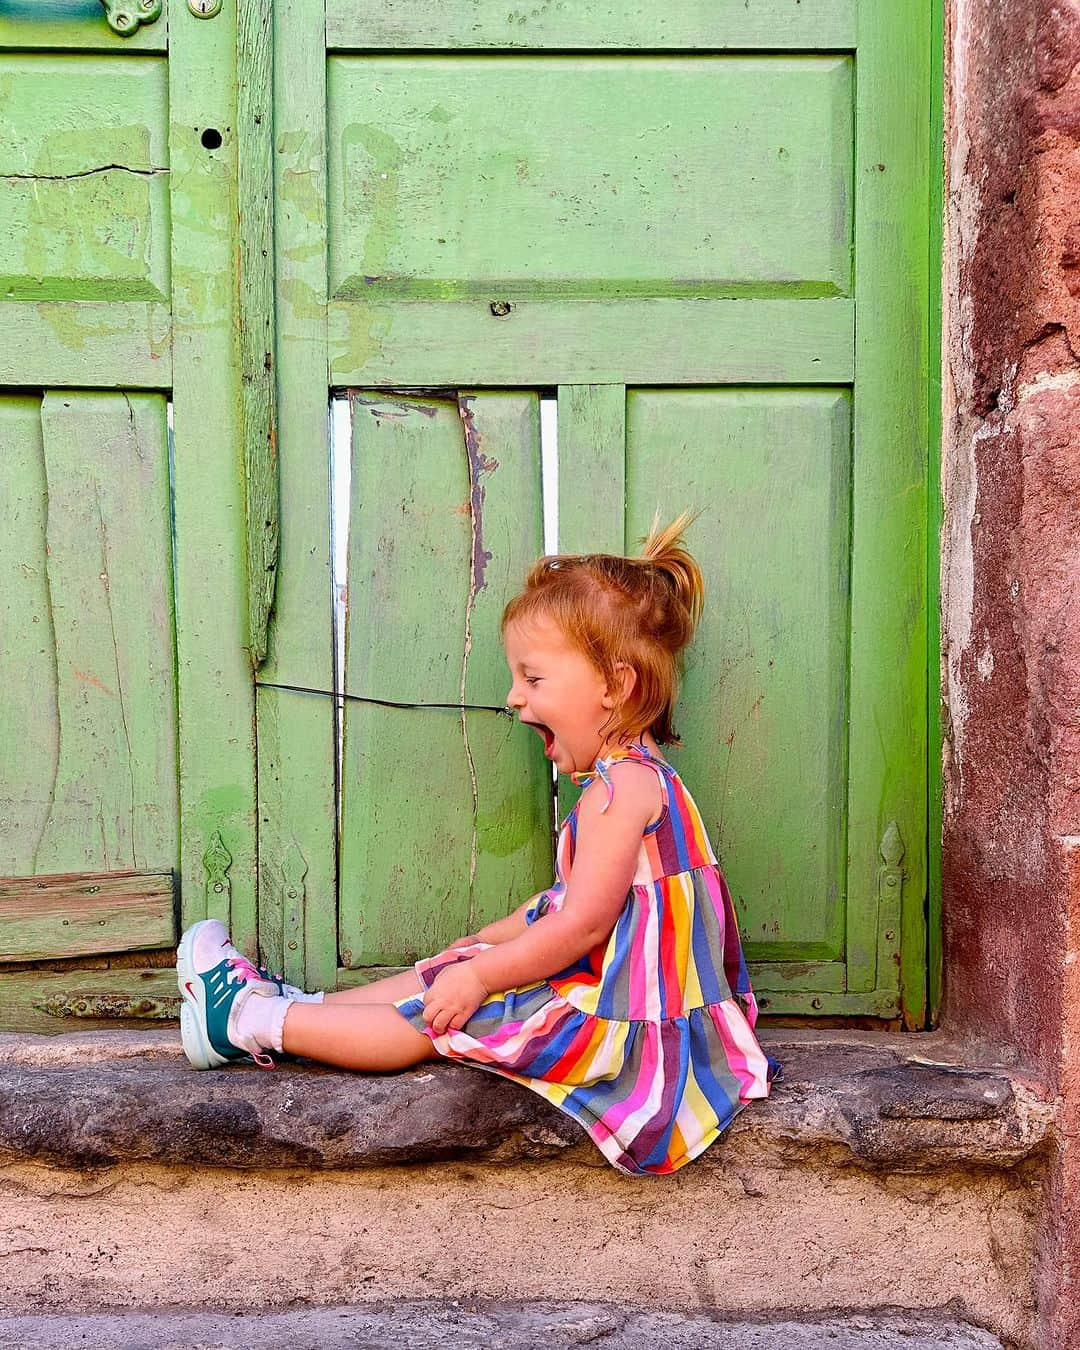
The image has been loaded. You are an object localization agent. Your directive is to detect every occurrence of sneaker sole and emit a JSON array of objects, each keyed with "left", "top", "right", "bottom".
[{"left": 176, "top": 920, "right": 229, "bottom": 1070}]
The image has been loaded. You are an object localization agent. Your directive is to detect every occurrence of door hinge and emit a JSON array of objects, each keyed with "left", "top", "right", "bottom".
[
  {"left": 100, "top": 0, "right": 162, "bottom": 37},
  {"left": 876, "top": 819, "right": 905, "bottom": 990},
  {"left": 203, "top": 830, "right": 233, "bottom": 925},
  {"left": 35, "top": 991, "right": 180, "bottom": 1021}
]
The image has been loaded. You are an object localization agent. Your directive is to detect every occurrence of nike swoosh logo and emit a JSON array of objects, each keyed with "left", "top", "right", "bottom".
[{"left": 185, "top": 982, "right": 197, "bottom": 998}]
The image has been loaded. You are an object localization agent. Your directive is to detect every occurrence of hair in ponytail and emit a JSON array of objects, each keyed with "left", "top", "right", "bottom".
[{"left": 501, "top": 509, "right": 706, "bottom": 746}]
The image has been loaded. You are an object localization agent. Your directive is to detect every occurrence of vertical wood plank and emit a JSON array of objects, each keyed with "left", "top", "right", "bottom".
[
  {"left": 168, "top": 0, "right": 258, "bottom": 946},
  {"left": 0, "top": 397, "right": 55, "bottom": 874},
  {"left": 845, "top": 4, "right": 929, "bottom": 1022},
  {"left": 238, "top": 0, "right": 278, "bottom": 668},
  {"left": 27, "top": 393, "right": 178, "bottom": 875},
  {"left": 256, "top": 0, "right": 335, "bottom": 990},
  {"left": 338, "top": 392, "right": 551, "bottom": 968},
  {"left": 555, "top": 383, "right": 626, "bottom": 824}
]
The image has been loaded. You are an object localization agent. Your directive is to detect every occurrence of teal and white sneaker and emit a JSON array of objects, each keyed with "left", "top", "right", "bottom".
[{"left": 177, "top": 919, "right": 281, "bottom": 1070}]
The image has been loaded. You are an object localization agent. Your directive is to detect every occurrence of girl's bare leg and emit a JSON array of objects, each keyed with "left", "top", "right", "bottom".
[
  {"left": 322, "top": 969, "right": 424, "bottom": 1005},
  {"left": 282, "top": 1000, "right": 440, "bottom": 1071}
]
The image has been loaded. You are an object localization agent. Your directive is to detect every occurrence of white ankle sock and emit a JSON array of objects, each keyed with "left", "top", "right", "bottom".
[
  {"left": 233, "top": 991, "right": 291, "bottom": 1054},
  {"left": 286, "top": 989, "right": 325, "bottom": 1003}
]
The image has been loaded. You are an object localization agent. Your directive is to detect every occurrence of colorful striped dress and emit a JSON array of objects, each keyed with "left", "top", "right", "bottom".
[{"left": 392, "top": 740, "right": 782, "bottom": 1175}]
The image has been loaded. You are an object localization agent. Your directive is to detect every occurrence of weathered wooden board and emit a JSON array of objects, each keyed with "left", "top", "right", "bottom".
[
  {"left": 330, "top": 298, "right": 853, "bottom": 387},
  {"left": 327, "top": 0, "right": 857, "bottom": 51},
  {"left": 846, "top": 4, "right": 929, "bottom": 1024},
  {"left": 0, "top": 301, "right": 171, "bottom": 387},
  {"left": 0, "top": 398, "right": 52, "bottom": 870},
  {"left": 625, "top": 387, "right": 852, "bottom": 964},
  {"left": 255, "top": 0, "right": 336, "bottom": 991},
  {"left": 168, "top": 0, "right": 258, "bottom": 948},
  {"left": 0, "top": 871, "right": 176, "bottom": 962},
  {"left": 337, "top": 391, "right": 553, "bottom": 968},
  {"left": 0, "top": 53, "right": 169, "bottom": 302},
  {"left": 0, "top": 968, "right": 179, "bottom": 1036},
  {"left": 327, "top": 56, "right": 852, "bottom": 298},
  {"left": 0, "top": 393, "right": 179, "bottom": 877}
]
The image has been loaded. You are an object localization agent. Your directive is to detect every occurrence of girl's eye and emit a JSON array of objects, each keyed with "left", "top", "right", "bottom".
[{"left": 525, "top": 676, "right": 540, "bottom": 686}]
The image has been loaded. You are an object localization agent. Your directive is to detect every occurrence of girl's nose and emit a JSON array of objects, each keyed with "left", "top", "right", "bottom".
[{"left": 506, "top": 684, "right": 525, "bottom": 709}]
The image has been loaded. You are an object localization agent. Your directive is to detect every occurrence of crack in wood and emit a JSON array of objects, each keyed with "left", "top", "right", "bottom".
[
  {"left": 93, "top": 475, "right": 137, "bottom": 869},
  {"left": 456, "top": 394, "right": 498, "bottom": 927},
  {"left": 1, "top": 166, "right": 168, "bottom": 184}
]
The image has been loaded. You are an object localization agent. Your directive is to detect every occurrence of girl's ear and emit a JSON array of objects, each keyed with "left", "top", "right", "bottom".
[{"left": 601, "top": 661, "right": 637, "bottom": 708}]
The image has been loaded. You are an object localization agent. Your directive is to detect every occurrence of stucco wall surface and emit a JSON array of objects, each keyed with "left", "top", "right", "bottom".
[
  {"left": 0, "top": 1156, "right": 1040, "bottom": 1348},
  {"left": 943, "top": 2, "right": 1080, "bottom": 1345}
]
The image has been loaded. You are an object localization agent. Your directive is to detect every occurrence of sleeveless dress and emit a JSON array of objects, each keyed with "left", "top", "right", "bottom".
[{"left": 392, "top": 740, "right": 783, "bottom": 1176}]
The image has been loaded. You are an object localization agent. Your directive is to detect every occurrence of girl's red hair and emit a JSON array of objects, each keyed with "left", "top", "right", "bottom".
[{"left": 501, "top": 510, "right": 705, "bottom": 746}]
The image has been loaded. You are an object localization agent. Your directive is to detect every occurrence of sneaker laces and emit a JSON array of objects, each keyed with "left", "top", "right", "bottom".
[{"left": 225, "top": 954, "right": 265, "bottom": 984}]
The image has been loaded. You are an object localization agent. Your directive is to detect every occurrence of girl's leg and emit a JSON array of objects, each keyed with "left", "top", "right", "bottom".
[
  {"left": 281, "top": 1000, "right": 440, "bottom": 1071},
  {"left": 322, "top": 969, "right": 423, "bottom": 1006}
]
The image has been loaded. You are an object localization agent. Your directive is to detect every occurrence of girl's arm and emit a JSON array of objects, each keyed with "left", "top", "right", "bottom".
[
  {"left": 457, "top": 895, "right": 538, "bottom": 947},
  {"left": 464, "top": 764, "right": 660, "bottom": 994}
]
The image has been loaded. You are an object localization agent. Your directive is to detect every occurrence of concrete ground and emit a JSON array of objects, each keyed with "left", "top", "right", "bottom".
[{"left": 0, "top": 1302, "right": 1004, "bottom": 1348}]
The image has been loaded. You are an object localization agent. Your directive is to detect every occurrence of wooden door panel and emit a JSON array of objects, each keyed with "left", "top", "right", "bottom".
[
  {"left": 0, "top": 52, "right": 170, "bottom": 304},
  {"left": 337, "top": 391, "right": 553, "bottom": 968},
  {"left": 269, "top": 0, "right": 931, "bottom": 1023},
  {"left": 327, "top": 55, "right": 852, "bottom": 299},
  {"left": 0, "top": 391, "right": 179, "bottom": 877},
  {"left": 624, "top": 388, "right": 852, "bottom": 962}
]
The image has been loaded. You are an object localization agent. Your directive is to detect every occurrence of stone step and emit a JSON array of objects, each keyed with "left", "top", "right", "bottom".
[
  {"left": 0, "top": 1028, "right": 1051, "bottom": 1349},
  {"left": 0, "top": 1303, "right": 1006, "bottom": 1349}
]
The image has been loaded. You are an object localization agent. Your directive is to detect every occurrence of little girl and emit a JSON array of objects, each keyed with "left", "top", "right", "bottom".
[{"left": 177, "top": 513, "right": 782, "bottom": 1176}]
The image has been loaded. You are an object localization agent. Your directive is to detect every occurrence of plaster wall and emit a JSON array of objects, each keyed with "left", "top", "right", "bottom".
[
  {"left": 942, "top": 2, "right": 1080, "bottom": 1344},
  {"left": 0, "top": 1157, "right": 1040, "bottom": 1348}
]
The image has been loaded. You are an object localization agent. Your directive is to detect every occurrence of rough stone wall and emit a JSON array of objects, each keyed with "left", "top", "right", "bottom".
[{"left": 942, "top": 2, "right": 1080, "bottom": 1345}]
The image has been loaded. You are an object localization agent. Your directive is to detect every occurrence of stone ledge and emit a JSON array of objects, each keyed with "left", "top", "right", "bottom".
[
  {"left": 0, "top": 1028, "right": 1055, "bottom": 1174},
  {"left": 0, "top": 1303, "right": 1006, "bottom": 1348}
]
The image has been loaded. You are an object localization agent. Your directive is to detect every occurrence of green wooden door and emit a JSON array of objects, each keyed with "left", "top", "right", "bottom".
[
  {"left": 265, "top": 0, "right": 931, "bottom": 1024},
  {"left": 0, "top": 0, "right": 257, "bottom": 1028}
]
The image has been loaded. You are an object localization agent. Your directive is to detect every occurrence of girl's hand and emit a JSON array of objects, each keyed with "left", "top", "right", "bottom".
[
  {"left": 422, "top": 963, "right": 490, "bottom": 1035},
  {"left": 448, "top": 933, "right": 483, "bottom": 949}
]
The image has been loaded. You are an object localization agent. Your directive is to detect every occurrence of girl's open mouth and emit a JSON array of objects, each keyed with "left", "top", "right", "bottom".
[{"left": 526, "top": 721, "right": 557, "bottom": 758}]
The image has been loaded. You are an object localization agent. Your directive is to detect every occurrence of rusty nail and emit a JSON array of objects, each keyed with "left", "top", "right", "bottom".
[
  {"left": 811, "top": 997, "right": 823, "bottom": 1009},
  {"left": 288, "top": 940, "right": 298, "bottom": 951},
  {"left": 885, "top": 930, "right": 896, "bottom": 942},
  {"left": 489, "top": 300, "right": 513, "bottom": 317}
]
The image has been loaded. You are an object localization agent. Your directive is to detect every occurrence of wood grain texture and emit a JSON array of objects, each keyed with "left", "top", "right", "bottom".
[
  {"left": 0, "top": 969, "right": 179, "bottom": 1035},
  {"left": 256, "top": 0, "right": 336, "bottom": 990},
  {"left": 0, "top": 399, "right": 53, "bottom": 871},
  {"left": 238, "top": 0, "right": 278, "bottom": 668},
  {"left": 327, "top": 0, "right": 856, "bottom": 51},
  {"left": 330, "top": 298, "right": 853, "bottom": 387},
  {"left": 0, "top": 393, "right": 179, "bottom": 878},
  {"left": 337, "top": 392, "right": 552, "bottom": 968},
  {"left": 0, "top": 872, "right": 176, "bottom": 962},
  {"left": 168, "top": 0, "right": 258, "bottom": 947}
]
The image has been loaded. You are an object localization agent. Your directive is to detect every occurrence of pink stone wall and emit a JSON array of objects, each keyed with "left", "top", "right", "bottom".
[{"left": 943, "top": 2, "right": 1080, "bottom": 1344}]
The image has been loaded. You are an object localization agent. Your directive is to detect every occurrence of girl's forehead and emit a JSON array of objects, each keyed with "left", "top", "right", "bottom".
[{"left": 504, "top": 614, "right": 567, "bottom": 660}]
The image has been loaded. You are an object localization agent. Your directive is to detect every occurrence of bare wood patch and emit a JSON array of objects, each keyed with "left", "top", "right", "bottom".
[{"left": 0, "top": 871, "right": 176, "bottom": 963}]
